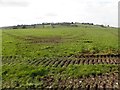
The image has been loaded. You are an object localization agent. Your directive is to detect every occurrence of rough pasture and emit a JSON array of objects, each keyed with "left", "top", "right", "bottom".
[{"left": 2, "top": 26, "right": 119, "bottom": 89}]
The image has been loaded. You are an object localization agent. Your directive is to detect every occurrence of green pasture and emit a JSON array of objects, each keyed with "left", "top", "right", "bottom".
[
  {"left": 1, "top": 26, "right": 118, "bottom": 88},
  {"left": 2, "top": 26, "right": 118, "bottom": 59}
]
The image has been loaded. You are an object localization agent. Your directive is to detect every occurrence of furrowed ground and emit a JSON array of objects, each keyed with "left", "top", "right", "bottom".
[{"left": 2, "top": 25, "right": 119, "bottom": 89}]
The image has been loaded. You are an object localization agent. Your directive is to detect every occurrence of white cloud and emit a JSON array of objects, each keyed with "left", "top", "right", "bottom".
[
  {"left": 0, "top": 0, "right": 29, "bottom": 7},
  {"left": 0, "top": 0, "right": 119, "bottom": 27}
]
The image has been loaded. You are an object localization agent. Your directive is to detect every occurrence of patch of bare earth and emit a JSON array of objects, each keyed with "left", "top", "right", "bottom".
[
  {"left": 24, "top": 36, "right": 62, "bottom": 44},
  {"left": 39, "top": 72, "right": 119, "bottom": 89}
]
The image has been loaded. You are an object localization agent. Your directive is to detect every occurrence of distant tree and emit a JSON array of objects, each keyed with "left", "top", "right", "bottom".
[
  {"left": 51, "top": 23, "right": 55, "bottom": 28},
  {"left": 13, "top": 26, "right": 18, "bottom": 29},
  {"left": 33, "top": 24, "right": 36, "bottom": 28},
  {"left": 71, "top": 22, "right": 74, "bottom": 24},
  {"left": 22, "top": 25, "right": 26, "bottom": 29},
  {"left": 100, "top": 25, "right": 105, "bottom": 27},
  {"left": 42, "top": 23, "right": 44, "bottom": 28},
  {"left": 89, "top": 23, "right": 94, "bottom": 25}
]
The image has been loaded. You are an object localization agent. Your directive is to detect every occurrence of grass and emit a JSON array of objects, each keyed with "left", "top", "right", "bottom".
[
  {"left": 2, "top": 64, "right": 118, "bottom": 88},
  {"left": 2, "top": 26, "right": 118, "bottom": 59},
  {"left": 1, "top": 25, "right": 118, "bottom": 88}
]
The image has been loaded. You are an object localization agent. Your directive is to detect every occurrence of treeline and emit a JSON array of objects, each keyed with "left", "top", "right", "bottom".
[{"left": 1, "top": 22, "right": 109, "bottom": 29}]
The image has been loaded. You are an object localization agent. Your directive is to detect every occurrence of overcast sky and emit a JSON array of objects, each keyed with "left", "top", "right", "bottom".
[{"left": 0, "top": 0, "right": 119, "bottom": 27}]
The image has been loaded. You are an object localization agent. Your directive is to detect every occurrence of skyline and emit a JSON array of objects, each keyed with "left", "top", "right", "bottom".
[{"left": 0, "top": 0, "right": 119, "bottom": 27}]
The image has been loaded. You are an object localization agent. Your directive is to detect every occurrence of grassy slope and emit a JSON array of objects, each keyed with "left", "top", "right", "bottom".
[
  {"left": 2, "top": 26, "right": 118, "bottom": 88},
  {"left": 2, "top": 26, "right": 118, "bottom": 58}
]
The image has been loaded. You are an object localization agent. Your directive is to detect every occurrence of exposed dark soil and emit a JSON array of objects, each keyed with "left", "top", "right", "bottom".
[
  {"left": 24, "top": 36, "right": 62, "bottom": 44},
  {"left": 2, "top": 54, "right": 119, "bottom": 66},
  {"left": 3, "top": 32, "right": 62, "bottom": 44},
  {"left": 27, "top": 55, "right": 119, "bottom": 67},
  {"left": 2, "top": 72, "right": 118, "bottom": 89},
  {"left": 2, "top": 55, "right": 119, "bottom": 89},
  {"left": 39, "top": 71, "right": 118, "bottom": 89}
]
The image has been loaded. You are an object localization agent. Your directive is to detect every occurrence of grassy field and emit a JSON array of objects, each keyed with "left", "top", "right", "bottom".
[
  {"left": 2, "top": 25, "right": 119, "bottom": 89},
  {"left": 2, "top": 26, "right": 118, "bottom": 58}
]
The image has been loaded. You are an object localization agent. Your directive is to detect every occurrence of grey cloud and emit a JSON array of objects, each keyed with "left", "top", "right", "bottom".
[{"left": 0, "top": 0, "right": 29, "bottom": 7}]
